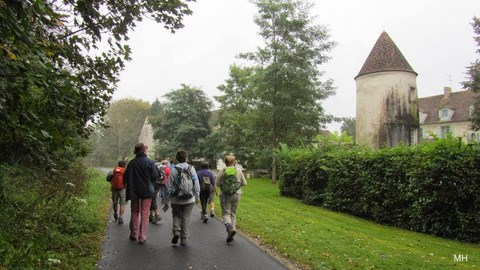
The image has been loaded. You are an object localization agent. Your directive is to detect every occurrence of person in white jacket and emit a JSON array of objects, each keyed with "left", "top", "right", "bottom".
[{"left": 167, "top": 150, "right": 199, "bottom": 246}]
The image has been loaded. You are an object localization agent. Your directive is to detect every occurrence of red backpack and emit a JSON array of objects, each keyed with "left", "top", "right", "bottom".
[{"left": 111, "top": 166, "right": 125, "bottom": 190}]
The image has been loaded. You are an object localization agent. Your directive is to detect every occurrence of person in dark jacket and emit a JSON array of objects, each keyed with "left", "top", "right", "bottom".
[{"left": 124, "top": 143, "right": 158, "bottom": 244}]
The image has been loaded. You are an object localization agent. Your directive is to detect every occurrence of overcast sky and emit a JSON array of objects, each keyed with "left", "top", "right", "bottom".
[{"left": 113, "top": 0, "right": 480, "bottom": 131}]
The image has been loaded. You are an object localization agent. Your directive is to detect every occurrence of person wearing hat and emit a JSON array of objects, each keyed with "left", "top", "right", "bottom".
[
  {"left": 217, "top": 155, "right": 247, "bottom": 243},
  {"left": 124, "top": 143, "right": 158, "bottom": 244}
]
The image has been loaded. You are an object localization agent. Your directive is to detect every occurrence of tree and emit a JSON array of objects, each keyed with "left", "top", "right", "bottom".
[
  {"left": 463, "top": 17, "right": 480, "bottom": 130},
  {"left": 213, "top": 65, "right": 257, "bottom": 164},
  {"left": 316, "top": 131, "right": 353, "bottom": 145},
  {"left": 87, "top": 98, "right": 150, "bottom": 166},
  {"left": 340, "top": 117, "right": 356, "bottom": 141},
  {"left": 154, "top": 84, "right": 213, "bottom": 159},
  {"left": 240, "top": 0, "right": 336, "bottom": 181},
  {"left": 0, "top": 0, "right": 193, "bottom": 166},
  {"left": 149, "top": 98, "right": 166, "bottom": 147}
]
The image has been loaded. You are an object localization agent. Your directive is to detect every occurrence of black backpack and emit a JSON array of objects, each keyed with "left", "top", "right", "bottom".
[{"left": 106, "top": 171, "right": 114, "bottom": 182}]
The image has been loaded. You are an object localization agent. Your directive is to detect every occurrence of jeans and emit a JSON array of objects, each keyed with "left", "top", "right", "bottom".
[
  {"left": 160, "top": 184, "right": 167, "bottom": 204},
  {"left": 171, "top": 202, "right": 194, "bottom": 238},
  {"left": 130, "top": 197, "right": 152, "bottom": 241}
]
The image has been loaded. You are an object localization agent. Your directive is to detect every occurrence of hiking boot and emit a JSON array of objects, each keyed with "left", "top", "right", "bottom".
[
  {"left": 129, "top": 235, "right": 137, "bottom": 241},
  {"left": 118, "top": 217, "right": 123, "bottom": 224},
  {"left": 180, "top": 238, "right": 187, "bottom": 246},
  {"left": 114, "top": 212, "right": 118, "bottom": 221},
  {"left": 201, "top": 215, "right": 205, "bottom": 220},
  {"left": 171, "top": 235, "right": 179, "bottom": 245},
  {"left": 149, "top": 214, "right": 154, "bottom": 223},
  {"left": 226, "top": 229, "right": 236, "bottom": 243},
  {"left": 210, "top": 212, "right": 215, "bottom": 218},
  {"left": 152, "top": 214, "right": 161, "bottom": 224},
  {"left": 203, "top": 215, "right": 208, "bottom": 223}
]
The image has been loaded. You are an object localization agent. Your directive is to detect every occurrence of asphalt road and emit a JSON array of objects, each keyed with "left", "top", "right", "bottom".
[{"left": 97, "top": 196, "right": 288, "bottom": 270}]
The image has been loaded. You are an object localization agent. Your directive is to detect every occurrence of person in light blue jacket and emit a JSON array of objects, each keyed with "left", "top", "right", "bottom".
[{"left": 167, "top": 150, "right": 199, "bottom": 246}]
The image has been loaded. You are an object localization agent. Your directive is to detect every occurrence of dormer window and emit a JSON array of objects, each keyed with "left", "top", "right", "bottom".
[
  {"left": 439, "top": 108, "right": 454, "bottom": 121},
  {"left": 419, "top": 112, "right": 428, "bottom": 124}
]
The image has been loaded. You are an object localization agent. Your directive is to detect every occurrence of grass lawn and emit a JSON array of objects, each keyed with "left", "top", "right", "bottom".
[
  {"left": 234, "top": 178, "right": 479, "bottom": 270},
  {"left": 74, "top": 168, "right": 111, "bottom": 269}
]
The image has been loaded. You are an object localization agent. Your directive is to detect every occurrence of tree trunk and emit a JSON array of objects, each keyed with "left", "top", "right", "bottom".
[{"left": 271, "top": 153, "right": 277, "bottom": 184}]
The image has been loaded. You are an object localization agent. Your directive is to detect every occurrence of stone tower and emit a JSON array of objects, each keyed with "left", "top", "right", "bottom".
[{"left": 355, "top": 31, "right": 419, "bottom": 148}]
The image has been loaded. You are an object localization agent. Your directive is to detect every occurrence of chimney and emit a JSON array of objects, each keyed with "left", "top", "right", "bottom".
[{"left": 444, "top": 86, "right": 452, "bottom": 98}]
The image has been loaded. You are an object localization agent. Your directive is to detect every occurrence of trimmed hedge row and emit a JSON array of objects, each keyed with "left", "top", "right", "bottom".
[{"left": 277, "top": 139, "right": 480, "bottom": 243}]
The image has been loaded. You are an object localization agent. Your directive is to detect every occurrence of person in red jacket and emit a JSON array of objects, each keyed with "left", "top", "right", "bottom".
[{"left": 111, "top": 160, "right": 127, "bottom": 224}]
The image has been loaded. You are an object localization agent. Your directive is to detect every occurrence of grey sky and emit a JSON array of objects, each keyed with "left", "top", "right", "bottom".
[{"left": 114, "top": 0, "right": 480, "bottom": 131}]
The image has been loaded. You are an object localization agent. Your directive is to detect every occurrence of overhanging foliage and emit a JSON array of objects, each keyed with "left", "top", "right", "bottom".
[{"left": 0, "top": 0, "right": 193, "bottom": 166}]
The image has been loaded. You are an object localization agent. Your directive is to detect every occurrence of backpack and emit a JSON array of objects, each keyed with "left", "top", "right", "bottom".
[
  {"left": 172, "top": 165, "right": 195, "bottom": 199},
  {"left": 111, "top": 167, "right": 125, "bottom": 190},
  {"left": 106, "top": 171, "right": 114, "bottom": 182},
  {"left": 202, "top": 175, "right": 211, "bottom": 191},
  {"left": 156, "top": 164, "right": 165, "bottom": 184},
  {"left": 221, "top": 167, "right": 239, "bottom": 195}
]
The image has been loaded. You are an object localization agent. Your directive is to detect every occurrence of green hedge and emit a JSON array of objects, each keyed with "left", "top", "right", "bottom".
[{"left": 277, "top": 139, "right": 480, "bottom": 243}]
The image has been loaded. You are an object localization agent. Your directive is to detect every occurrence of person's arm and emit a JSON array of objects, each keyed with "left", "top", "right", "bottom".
[
  {"left": 209, "top": 171, "right": 215, "bottom": 187},
  {"left": 166, "top": 167, "right": 177, "bottom": 201},
  {"left": 124, "top": 166, "right": 131, "bottom": 201},
  {"left": 216, "top": 169, "right": 225, "bottom": 187},
  {"left": 150, "top": 161, "right": 159, "bottom": 182},
  {"left": 190, "top": 166, "right": 200, "bottom": 201},
  {"left": 238, "top": 169, "right": 247, "bottom": 187}
]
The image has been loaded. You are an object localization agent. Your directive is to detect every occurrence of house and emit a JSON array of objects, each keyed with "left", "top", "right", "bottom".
[{"left": 418, "top": 87, "right": 479, "bottom": 142}]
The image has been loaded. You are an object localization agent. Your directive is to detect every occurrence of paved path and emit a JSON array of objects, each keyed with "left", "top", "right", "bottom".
[{"left": 97, "top": 197, "right": 288, "bottom": 270}]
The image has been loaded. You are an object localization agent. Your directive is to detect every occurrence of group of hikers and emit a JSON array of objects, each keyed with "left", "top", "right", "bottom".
[{"left": 107, "top": 143, "right": 247, "bottom": 246}]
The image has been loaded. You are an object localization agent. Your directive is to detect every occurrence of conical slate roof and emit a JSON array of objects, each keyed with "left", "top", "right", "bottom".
[{"left": 355, "top": 31, "right": 417, "bottom": 79}]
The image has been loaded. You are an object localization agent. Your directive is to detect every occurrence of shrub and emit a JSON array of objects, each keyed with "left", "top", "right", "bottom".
[
  {"left": 276, "top": 138, "right": 480, "bottom": 243},
  {"left": 0, "top": 162, "right": 105, "bottom": 269}
]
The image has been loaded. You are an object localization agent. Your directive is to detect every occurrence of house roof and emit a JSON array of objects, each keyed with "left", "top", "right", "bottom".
[
  {"left": 418, "top": 89, "right": 477, "bottom": 124},
  {"left": 355, "top": 31, "right": 417, "bottom": 79}
]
